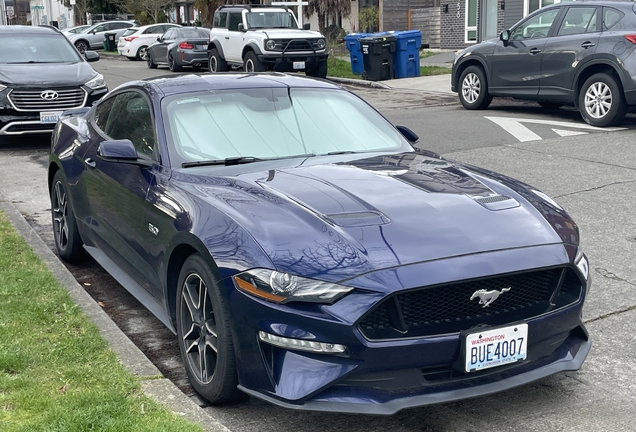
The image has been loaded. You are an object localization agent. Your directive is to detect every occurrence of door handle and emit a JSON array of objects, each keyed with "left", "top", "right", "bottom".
[
  {"left": 225, "top": 36, "right": 230, "bottom": 39},
  {"left": 581, "top": 41, "right": 596, "bottom": 49},
  {"left": 529, "top": 47, "right": 541, "bottom": 55},
  {"left": 85, "top": 158, "right": 96, "bottom": 168}
]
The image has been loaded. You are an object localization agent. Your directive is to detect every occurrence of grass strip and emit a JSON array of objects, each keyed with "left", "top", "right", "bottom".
[
  {"left": 326, "top": 58, "right": 449, "bottom": 79},
  {"left": 0, "top": 211, "right": 202, "bottom": 432}
]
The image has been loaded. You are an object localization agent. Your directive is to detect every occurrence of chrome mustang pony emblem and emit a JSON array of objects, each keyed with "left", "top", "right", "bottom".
[{"left": 470, "top": 287, "right": 511, "bottom": 308}]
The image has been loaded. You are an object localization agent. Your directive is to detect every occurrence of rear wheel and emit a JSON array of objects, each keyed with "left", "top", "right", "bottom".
[
  {"left": 458, "top": 65, "right": 492, "bottom": 110},
  {"left": 306, "top": 61, "right": 327, "bottom": 78},
  {"left": 137, "top": 45, "right": 149, "bottom": 61},
  {"left": 169, "top": 53, "right": 182, "bottom": 72},
  {"left": 208, "top": 48, "right": 228, "bottom": 73},
  {"left": 147, "top": 51, "right": 157, "bottom": 69},
  {"left": 244, "top": 51, "right": 266, "bottom": 73},
  {"left": 51, "top": 171, "right": 84, "bottom": 263},
  {"left": 579, "top": 73, "right": 627, "bottom": 127},
  {"left": 176, "top": 254, "right": 241, "bottom": 403}
]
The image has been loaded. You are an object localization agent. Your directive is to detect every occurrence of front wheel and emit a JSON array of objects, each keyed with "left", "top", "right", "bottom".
[
  {"left": 176, "top": 254, "right": 241, "bottom": 403},
  {"left": 51, "top": 171, "right": 84, "bottom": 263},
  {"left": 75, "top": 41, "right": 89, "bottom": 54},
  {"left": 208, "top": 48, "right": 228, "bottom": 73},
  {"left": 579, "top": 73, "right": 627, "bottom": 127},
  {"left": 169, "top": 53, "right": 182, "bottom": 72},
  {"left": 306, "top": 61, "right": 327, "bottom": 79},
  {"left": 244, "top": 51, "right": 266, "bottom": 73},
  {"left": 458, "top": 65, "right": 492, "bottom": 110}
]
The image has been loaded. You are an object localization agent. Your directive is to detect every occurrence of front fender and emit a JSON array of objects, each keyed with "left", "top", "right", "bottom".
[
  {"left": 208, "top": 40, "right": 226, "bottom": 59},
  {"left": 243, "top": 42, "right": 263, "bottom": 59}
]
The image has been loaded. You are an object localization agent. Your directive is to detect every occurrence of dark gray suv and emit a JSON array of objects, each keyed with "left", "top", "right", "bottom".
[{"left": 452, "top": 1, "right": 636, "bottom": 127}]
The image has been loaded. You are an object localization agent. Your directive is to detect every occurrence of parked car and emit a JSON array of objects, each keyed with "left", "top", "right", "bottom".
[
  {"left": 61, "top": 24, "right": 90, "bottom": 36},
  {"left": 146, "top": 27, "right": 209, "bottom": 71},
  {"left": 66, "top": 20, "right": 135, "bottom": 53},
  {"left": 452, "top": 0, "right": 636, "bottom": 127},
  {"left": 49, "top": 72, "right": 590, "bottom": 414},
  {"left": 0, "top": 25, "right": 107, "bottom": 137},
  {"left": 117, "top": 23, "right": 182, "bottom": 61}
]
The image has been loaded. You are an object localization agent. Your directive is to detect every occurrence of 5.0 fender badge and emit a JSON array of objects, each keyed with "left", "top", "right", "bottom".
[{"left": 470, "top": 287, "right": 511, "bottom": 308}]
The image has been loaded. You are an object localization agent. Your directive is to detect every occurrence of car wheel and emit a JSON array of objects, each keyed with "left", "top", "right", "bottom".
[
  {"left": 579, "top": 73, "right": 627, "bottom": 127},
  {"left": 147, "top": 51, "right": 157, "bottom": 69},
  {"left": 539, "top": 101, "right": 563, "bottom": 109},
  {"left": 306, "top": 61, "right": 327, "bottom": 79},
  {"left": 51, "top": 171, "right": 84, "bottom": 263},
  {"left": 244, "top": 51, "right": 266, "bottom": 73},
  {"left": 137, "top": 46, "right": 149, "bottom": 61},
  {"left": 458, "top": 65, "right": 493, "bottom": 110},
  {"left": 75, "top": 40, "right": 89, "bottom": 54},
  {"left": 208, "top": 48, "right": 228, "bottom": 73},
  {"left": 169, "top": 53, "right": 182, "bottom": 72},
  {"left": 176, "top": 254, "right": 241, "bottom": 403}
]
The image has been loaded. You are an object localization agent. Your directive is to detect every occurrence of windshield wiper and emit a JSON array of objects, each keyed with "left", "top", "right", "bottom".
[
  {"left": 325, "top": 151, "right": 360, "bottom": 156},
  {"left": 182, "top": 156, "right": 263, "bottom": 168}
]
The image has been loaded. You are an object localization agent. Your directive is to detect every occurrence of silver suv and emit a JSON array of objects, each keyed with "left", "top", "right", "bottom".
[
  {"left": 66, "top": 21, "right": 135, "bottom": 53},
  {"left": 207, "top": 4, "right": 328, "bottom": 78}
]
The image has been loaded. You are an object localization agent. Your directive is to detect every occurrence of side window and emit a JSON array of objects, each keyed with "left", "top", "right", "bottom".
[
  {"left": 603, "top": 8, "right": 624, "bottom": 31},
  {"left": 557, "top": 7, "right": 598, "bottom": 36},
  {"left": 511, "top": 8, "right": 559, "bottom": 40},
  {"left": 143, "top": 26, "right": 159, "bottom": 34},
  {"left": 93, "top": 97, "right": 117, "bottom": 132},
  {"left": 114, "top": 22, "right": 132, "bottom": 30},
  {"left": 214, "top": 12, "right": 228, "bottom": 28},
  {"left": 103, "top": 92, "right": 156, "bottom": 160},
  {"left": 93, "top": 24, "right": 107, "bottom": 33},
  {"left": 227, "top": 12, "right": 242, "bottom": 31},
  {"left": 163, "top": 29, "right": 175, "bottom": 40}
]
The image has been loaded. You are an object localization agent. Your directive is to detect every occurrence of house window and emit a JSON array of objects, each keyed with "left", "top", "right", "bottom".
[
  {"left": 465, "top": 0, "right": 478, "bottom": 42},
  {"left": 525, "top": 0, "right": 559, "bottom": 16}
]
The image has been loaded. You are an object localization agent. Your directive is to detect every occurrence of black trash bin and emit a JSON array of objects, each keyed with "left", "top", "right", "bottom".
[
  {"left": 359, "top": 35, "right": 396, "bottom": 81},
  {"left": 105, "top": 32, "right": 117, "bottom": 52}
]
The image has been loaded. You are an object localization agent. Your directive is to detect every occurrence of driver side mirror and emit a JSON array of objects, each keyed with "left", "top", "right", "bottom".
[
  {"left": 238, "top": 23, "right": 246, "bottom": 32},
  {"left": 98, "top": 140, "right": 151, "bottom": 166},
  {"left": 303, "top": 23, "right": 310, "bottom": 30},
  {"left": 84, "top": 50, "right": 100, "bottom": 62},
  {"left": 500, "top": 30, "right": 510, "bottom": 46},
  {"left": 157, "top": 35, "right": 163, "bottom": 42},
  {"left": 396, "top": 125, "right": 419, "bottom": 143}
]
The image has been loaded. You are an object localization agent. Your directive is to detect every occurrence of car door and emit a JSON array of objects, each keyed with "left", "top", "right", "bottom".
[
  {"left": 489, "top": 7, "right": 562, "bottom": 98},
  {"left": 155, "top": 29, "right": 177, "bottom": 63},
  {"left": 88, "top": 23, "right": 108, "bottom": 49},
  {"left": 225, "top": 12, "right": 245, "bottom": 63},
  {"left": 538, "top": 6, "right": 601, "bottom": 101},
  {"left": 82, "top": 89, "right": 164, "bottom": 300}
]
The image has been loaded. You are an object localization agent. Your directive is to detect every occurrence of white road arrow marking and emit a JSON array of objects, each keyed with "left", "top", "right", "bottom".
[
  {"left": 485, "top": 116, "right": 626, "bottom": 142},
  {"left": 552, "top": 128, "right": 589, "bottom": 137}
]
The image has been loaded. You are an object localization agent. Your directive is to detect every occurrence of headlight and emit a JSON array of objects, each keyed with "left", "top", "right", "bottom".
[
  {"left": 85, "top": 74, "right": 105, "bottom": 90},
  {"left": 531, "top": 189, "right": 563, "bottom": 210},
  {"left": 265, "top": 39, "right": 277, "bottom": 50},
  {"left": 315, "top": 38, "right": 326, "bottom": 49},
  {"left": 233, "top": 269, "right": 353, "bottom": 304},
  {"left": 574, "top": 249, "right": 589, "bottom": 281},
  {"left": 0, "top": 84, "right": 6, "bottom": 92}
]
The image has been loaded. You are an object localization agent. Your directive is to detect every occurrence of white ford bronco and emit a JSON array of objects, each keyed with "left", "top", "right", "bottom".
[{"left": 207, "top": 4, "right": 328, "bottom": 78}]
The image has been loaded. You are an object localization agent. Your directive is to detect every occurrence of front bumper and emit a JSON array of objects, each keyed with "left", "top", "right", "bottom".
[
  {"left": 258, "top": 52, "right": 328, "bottom": 72},
  {"left": 226, "top": 244, "right": 591, "bottom": 414}
]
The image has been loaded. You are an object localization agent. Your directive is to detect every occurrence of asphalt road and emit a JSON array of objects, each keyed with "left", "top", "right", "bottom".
[{"left": 1, "top": 57, "right": 635, "bottom": 431}]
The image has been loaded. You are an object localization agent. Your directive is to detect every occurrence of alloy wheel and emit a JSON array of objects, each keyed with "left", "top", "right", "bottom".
[
  {"left": 180, "top": 272, "right": 218, "bottom": 384},
  {"left": 138, "top": 46, "right": 148, "bottom": 61},
  {"left": 75, "top": 41, "right": 88, "bottom": 53},
  {"left": 52, "top": 181, "right": 69, "bottom": 251},
  {"left": 584, "top": 82, "right": 612, "bottom": 119},
  {"left": 462, "top": 73, "right": 480, "bottom": 104},
  {"left": 245, "top": 59, "right": 254, "bottom": 73},
  {"left": 210, "top": 56, "right": 218, "bottom": 72}
]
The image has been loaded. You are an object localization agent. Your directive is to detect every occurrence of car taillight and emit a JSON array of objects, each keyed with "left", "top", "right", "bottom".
[
  {"left": 624, "top": 35, "right": 636, "bottom": 44},
  {"left": 123, "top": 36, "right": 138, "bottom": 42},
  {"left": 179, "top": 42, "right": 194, "bottom": 49}
]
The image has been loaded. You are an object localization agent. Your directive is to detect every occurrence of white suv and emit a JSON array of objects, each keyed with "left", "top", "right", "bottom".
[{"left": 207, "top": 5, "right": 328, "bottom": 78}]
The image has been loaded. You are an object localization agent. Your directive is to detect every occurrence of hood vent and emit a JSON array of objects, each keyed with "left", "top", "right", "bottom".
[
  {"left": 326, "top": 211, "right": 390, "bottom": 228},
  {"left": 473, "top": 194, "right": 519, "bottom": 211}
]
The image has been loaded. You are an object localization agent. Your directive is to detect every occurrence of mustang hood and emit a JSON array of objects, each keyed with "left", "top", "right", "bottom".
[
  {"left": 183, "top": 153, "right": 576, "bottom": 283},
  {"left": 0, "top": 62, "right": 97, "bottom": 87}
]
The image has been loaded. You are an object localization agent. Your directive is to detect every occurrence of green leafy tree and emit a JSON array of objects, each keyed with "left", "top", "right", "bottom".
[
  {"left": 358, "top": 5, "right": 378, "bottom": 32},
  {"left": 304, "top": 0, "right": 351, "bottom": 34}
]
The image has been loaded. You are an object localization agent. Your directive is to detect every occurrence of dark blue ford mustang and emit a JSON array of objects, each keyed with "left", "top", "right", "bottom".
[{"left": 48, "top": 73, "right": 591, "bottom": 415}]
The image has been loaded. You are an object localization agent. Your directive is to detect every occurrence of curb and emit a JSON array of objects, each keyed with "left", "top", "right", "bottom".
[
  {"left": 326, "top": 76, "right": 391, "bottom": 89},
  {"left": 0, "top": 190, "right": 231, "bottom": 432},
  {"left": 99, "top": 51, "right": 131, "bottom": 61}
]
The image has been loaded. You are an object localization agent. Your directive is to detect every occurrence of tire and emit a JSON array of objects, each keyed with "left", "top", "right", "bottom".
[
  {"left": 538, "top": 101, "right": 563, "bottom": 109},
  {"left": 176, "top": 254, "right": 241, "bottom": 403},
  {"left": 458, "top": 65, "right": 493, "bottom": 110},
  {"left": 169, "top": 53, "right": 182, "bottom": 72},
  {"left": 75, "top": 40, "right": 89, "bottom": 54},
  {"left": 306, "top": 61, "right": 327, "bottom": 79},
  {"left": 147, "top": 51, "right": 157, "bottom": 69},
  {"left": 579, "top": 73, "right": 627, "bottom": 127},
  {"left": 244, "top": 51, "right": 266, "bottom": 73},
  {"left": 136, "top": 45, "right": 149, "bottom": 61},
  {"left": 208, "top": 48, "right": 228, "bottom": 73},
  {"left": 51, "top": 170, "right": 84, "bottom": 263}
]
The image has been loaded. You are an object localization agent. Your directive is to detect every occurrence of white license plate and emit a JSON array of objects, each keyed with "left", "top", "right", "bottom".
[
  {"left": 464, "top": 324, "right": 528, "bottom": 372},
  {"left": 40, "top": 111, "right": 63, "bottom": 124},
  {"left": 293, "top": 61, "right": 305, "bottom": 70}
]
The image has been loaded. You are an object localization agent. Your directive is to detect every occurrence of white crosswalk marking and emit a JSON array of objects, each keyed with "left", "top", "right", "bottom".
[{"left": 485, "top": 116, "right": 625, "bottom": 142}]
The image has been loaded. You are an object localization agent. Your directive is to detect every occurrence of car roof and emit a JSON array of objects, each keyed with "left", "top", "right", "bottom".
[
  {"left": 550, "top": 0, "right": 634, "bottom": 6},
  {"left": 134, "top": 23, "right": 181, "bottom": 31},
  {"left": 0, "top": 25, "right": 63, "bottom": 35},
  {"left": 123, "top": 73, "right": 341, "bottom": 96}
]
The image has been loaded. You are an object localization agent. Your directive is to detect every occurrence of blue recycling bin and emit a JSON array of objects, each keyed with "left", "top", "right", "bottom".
[
  {"left": 392, "top": 30, "right": 422, "bottom": 78},
  {"left": 344, "top": 33, "right": 369, "bottom": 74}
]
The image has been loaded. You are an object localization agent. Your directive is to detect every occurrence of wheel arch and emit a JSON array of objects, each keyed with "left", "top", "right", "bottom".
[
  {"left": 242, "top": 43, "right": 263, "bottom": 61},
  {"left": 48, "top": 161, "right": 61, "bottom": 194},
  {"left": 453, "top": 58, "right": 489, "bottom": 90},
  {"left": 208, "top": 40, "right": 225, "bottom": 59},
  {"left": 574, "top": 62, "right": 625, "bottom": 106}
]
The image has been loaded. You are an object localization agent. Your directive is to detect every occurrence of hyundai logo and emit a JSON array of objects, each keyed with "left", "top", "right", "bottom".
[{"left": 40, "top": 90, "right": 59, "bottom": 101}]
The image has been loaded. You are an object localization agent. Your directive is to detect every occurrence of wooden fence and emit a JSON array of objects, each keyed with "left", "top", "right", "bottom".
[{"left": 409, "top": 7, "right": 441, "bottom": 48}]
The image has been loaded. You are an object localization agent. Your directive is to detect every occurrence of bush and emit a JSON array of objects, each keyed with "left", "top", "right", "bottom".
[
  {"left": 324, "top": 24, "right": 346, "bottom": 42},
  {"left": 359, "top": 6, "right": 379, "bottom": 33}
]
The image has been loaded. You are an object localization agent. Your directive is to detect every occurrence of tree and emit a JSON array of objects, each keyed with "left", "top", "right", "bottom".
[
  {"left": 61, "top": 0, "right": 90, "bottom": 24},
  {"left": 120, "top": 0, "right": 175, "bottom": 23},
  {"left": 304, "top": 0, "right": 351, "bottom": 34}
]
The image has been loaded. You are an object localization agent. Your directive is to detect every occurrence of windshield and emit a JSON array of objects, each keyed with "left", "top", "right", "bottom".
[
  {"left": 246, "top": 11, "right": 298, "bottom": 29},
  {"left": 0, "top": 34, "right": 81, "bottom": 64},
  {"left": 163, "top": 88, "right": 410, "bottom": 167}
]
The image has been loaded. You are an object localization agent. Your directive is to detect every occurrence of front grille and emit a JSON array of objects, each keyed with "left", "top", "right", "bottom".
[
  {"left": 276, "top": 39, "right": 314, "bottom": 52},
  {"left": 6, "top": 123, "right": 55, "bottom": 133},
  {"left": 358, "top": 267, "right": 583, "bottom": 340},
  {"left": 9, "top": 88, "right": 86, "bottom": 111}
]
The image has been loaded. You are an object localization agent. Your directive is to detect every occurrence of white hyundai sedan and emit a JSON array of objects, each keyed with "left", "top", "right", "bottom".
[{"left": 117, "top": 23, "right": 181, "bottom": 60}]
